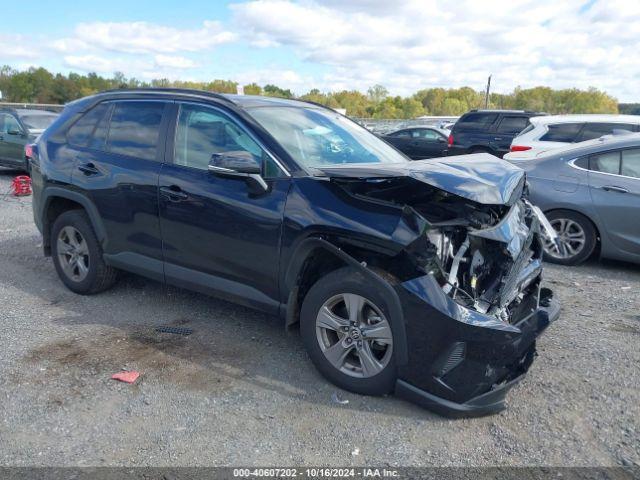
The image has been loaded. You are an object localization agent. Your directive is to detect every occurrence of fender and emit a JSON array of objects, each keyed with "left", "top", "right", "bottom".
[
  {"left": 40, "top": 187, "right": 107, "bottom": 253},
  {"left": 284, "top": 237, "right": 408, "bottom": 365}
]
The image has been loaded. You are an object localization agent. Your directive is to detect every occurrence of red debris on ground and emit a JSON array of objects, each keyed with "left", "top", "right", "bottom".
[
  {"left": 12, "top": 176, "right": 32, "bottom": 196},
  {"left": 111, "top": 371, "right": 141, "bottom": 384}
]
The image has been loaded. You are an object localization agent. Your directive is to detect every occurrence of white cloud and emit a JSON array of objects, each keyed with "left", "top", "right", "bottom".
[
  {"left": 154, "top": 54, "right": 196, "bottom": 69},
  {"left": 63, "top": 55, "right": 153, "bottom": 74},
  {"left": 232, "top": 0, "right": 640, "bottom": 101},
  {"left": 71, "top": 20, "right": 236, "bottom": 55},
  {"left": 0, "top": 35, "right": 40, "bottom": 60}
]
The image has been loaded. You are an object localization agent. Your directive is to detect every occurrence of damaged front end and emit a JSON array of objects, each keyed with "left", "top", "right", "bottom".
[{"left": 319, "top": 155, "right": 560, "bottom": 417}]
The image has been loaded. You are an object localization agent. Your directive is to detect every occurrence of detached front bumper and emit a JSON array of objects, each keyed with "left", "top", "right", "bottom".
[{"left": 393, "top": 274, "right": 560, "bottom": 418}]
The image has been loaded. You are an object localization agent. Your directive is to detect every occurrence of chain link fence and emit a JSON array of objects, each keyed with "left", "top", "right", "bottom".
[{"left": 353, "top": 116, "right": 459, "bottom": 134}]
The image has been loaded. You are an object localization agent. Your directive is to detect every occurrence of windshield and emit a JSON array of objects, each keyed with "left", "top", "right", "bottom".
[
  {"left": 21, "top": 114, "right": 58, "bottom": 130},
  {"left": 247, "top": 106, "right": 407, "bottom": 168}
]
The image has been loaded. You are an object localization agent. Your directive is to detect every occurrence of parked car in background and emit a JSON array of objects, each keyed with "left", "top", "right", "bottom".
[
  {"left": 447, "top": 110, "right": 546, "bottom": 158},
  {"left": 505, "top": 114, "right": 640, "bottom": 160},
  {"left": 381, "top": 126, "right": 448, "bottom": 159},
  {"left": 30, "top": 88, "right": 558, "bottom": 417},
  {"left": 507, "top": 133, "right": 640, "bottom": 265},
  {"left": 0, "top": 108, "right": 59, "bottom": 172}
]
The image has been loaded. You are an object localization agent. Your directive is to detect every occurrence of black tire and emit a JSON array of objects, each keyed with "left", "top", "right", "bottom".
[
  {"left": 51, "top": 210, "right": 118, "bottom": 294},
  {"left": 542, "top": 210, "right": 597, "bottom": 266},
  {"left": 300, "top": 266, "right": 397, "bottom": 396}
]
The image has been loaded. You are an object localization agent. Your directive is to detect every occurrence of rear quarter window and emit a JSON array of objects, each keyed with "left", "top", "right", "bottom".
[
  {"left": 66, "top": 103, "right": 111, "bottom": 147},
  {"left": 540, "top": 123, "right": 583, "bottom": 142}
]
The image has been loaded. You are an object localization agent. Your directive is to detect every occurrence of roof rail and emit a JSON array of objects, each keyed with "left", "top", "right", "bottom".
[{"left": 96, "top": 87, "right": 236, "bottom": 105}]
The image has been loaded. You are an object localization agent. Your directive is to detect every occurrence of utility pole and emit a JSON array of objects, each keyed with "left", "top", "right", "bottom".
[{"left": 484, "top": 74, "right": 492, "bottom": 108}]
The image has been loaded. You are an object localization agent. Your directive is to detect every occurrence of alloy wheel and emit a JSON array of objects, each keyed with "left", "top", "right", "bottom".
[
  {"left": 543, "top": 218, "right": 586, "bottom": 260},
  {"left": 315, "top": 293, "right": 393, "bottom": 378},
  {"left": 57, "top": 226, "right": 90, "bottom": 282}
]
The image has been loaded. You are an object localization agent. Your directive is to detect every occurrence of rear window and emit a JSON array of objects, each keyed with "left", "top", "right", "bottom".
[
  {"left": 67, "top": 103, "right": 111, "bottom": 147},
  {"left": 496, "top": 116, "right": 529, "bottom": 134},
  {"left": 107, "top": 102, "right": 165, "bottom": 161},
  {"left": 576, "top": 123, "right": 636, "bottom": 142},
  {"left": 21, "top": 114, "right": 58, "bottom": 130},
  {"left": 456, "top": 112, "right": 498, "bottom": 132},
  {"left": 540, "top": 123, "right": 582, "bottom": 142},
  {"left": 517, "top": 123, "right": 536, "bottom": 136}
]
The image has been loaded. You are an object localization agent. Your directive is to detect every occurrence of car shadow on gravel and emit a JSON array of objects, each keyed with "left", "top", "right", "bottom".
[{"left": 0, "top": 230, "right": 430, "bottom": 419}]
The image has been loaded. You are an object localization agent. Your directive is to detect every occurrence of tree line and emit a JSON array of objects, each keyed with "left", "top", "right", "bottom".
[{"left": 0, "top": 65, "right": 623, "bottom": 118}]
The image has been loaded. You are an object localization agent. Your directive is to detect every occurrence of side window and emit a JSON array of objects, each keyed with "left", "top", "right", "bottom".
[
  {"left": 540, "top": 123, "right": 583, "bottom": 142},
  {"left": 576, "top": 123, "right": 636, "bottom": 142},
  {"left": 456, "top": 113, "right": 498, "bottom": 132},
  {"left": 174, "top": 104, "right": 268, "bottom": 173},
  {"left": 590, "top": 151, "right": 620, "bottom": 175},
  {"left": 67, "top": 103, "right": 111, "bottom": 148},
  {"left": 415, "top": 129, "right": 440, "bottom": 140},
  {"left": 621, "top": 149, "right": 640, "bottom": 178},
  {"left": 107, "top": 102, "right": 165, "bottom": 161},
  {"left": 496, "top": 116, "right": 529, "bottom": 134},
  {"left": 391, "top": 130, "right": 410, "bottom": 138}
]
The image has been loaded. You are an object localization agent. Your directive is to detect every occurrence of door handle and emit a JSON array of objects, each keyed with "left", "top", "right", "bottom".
[
  {"left": 78, "top": 162, "right": 100, "bottom": 176},
  {"left": 601, "top": 185, "right": 629, "bottom": 194},
  {"left": 160, "top": 185, "right": 188, "bottom": 201},
  {"left": 493, "top": 137, "right": 503, "bottom": 141}
]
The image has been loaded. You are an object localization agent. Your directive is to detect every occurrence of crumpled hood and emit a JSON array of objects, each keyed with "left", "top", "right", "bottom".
[{"left": 316, "top": 153, "right": 525, "bottom": 205}]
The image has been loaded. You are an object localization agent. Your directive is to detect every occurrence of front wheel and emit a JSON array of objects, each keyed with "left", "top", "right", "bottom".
[{"left": 300, "top": 267, "right": 397, "bottom": 396}]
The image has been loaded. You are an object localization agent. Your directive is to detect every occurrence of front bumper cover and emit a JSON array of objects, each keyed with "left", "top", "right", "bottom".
[{"left": 394, "top": 273, "right": 560, "bottom": 418}]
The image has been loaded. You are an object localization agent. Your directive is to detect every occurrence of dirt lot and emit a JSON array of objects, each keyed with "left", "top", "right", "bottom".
[{"left": 0, "top": 169, "right": 639, "bottom": 468}]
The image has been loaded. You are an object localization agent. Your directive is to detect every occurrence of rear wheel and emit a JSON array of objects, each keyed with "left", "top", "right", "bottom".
[
  {"left": 542, "top": 210, "right": 597, "bottom": 265},
  {"left": 300, "top": 267, "right": 397, "bottom": 396},
  {"left": 51, "top": 210, "right": 118, "bottom": 294}
]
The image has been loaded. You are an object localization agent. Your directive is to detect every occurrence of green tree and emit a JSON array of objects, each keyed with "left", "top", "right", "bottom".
[{"left": 367, "top": 84, "right": 388, "bottom": 104}]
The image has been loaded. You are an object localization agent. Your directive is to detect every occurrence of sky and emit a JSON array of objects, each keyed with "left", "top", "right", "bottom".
[{"left": 1, "top": 0, "right": 639, "bottom": 101}]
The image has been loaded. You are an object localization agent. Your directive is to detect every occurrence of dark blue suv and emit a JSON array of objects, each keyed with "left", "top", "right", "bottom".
[
  {"left": 31, "top": 89, "right": 559, "bottom": 417},
  {"left": 448, "top": 109, "right": 546, "bottom": 158}
]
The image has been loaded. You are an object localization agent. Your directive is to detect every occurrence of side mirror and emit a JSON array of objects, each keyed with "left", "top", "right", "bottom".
[
  {"left": 208, "top": 151, "right": 268, "bottom": 192},
  {"left": 7, "top": 128, "right": 24, "bottom": 136}
]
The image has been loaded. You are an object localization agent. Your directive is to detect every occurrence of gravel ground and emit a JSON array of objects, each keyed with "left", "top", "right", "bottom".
[{"left": 0, "top": 168, "right": 638, "bottom": 468}]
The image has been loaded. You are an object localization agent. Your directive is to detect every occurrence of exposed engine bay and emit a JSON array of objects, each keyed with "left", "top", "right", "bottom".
[{"left": 317, "top": 155, "right": 557, "bottom": 324}]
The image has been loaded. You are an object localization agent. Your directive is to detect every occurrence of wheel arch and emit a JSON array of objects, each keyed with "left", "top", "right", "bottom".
[
  {"left": 283, "top": 237, "right": 408, "bottom": 365},
  {"left": 41, "top": 188, "right": 106, "bottom": 256}
]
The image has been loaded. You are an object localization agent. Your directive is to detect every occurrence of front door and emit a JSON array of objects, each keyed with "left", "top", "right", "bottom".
[
  {"left": 588, "top": 147, "right": 640, "bottom": 255},
  {"left": 0, "top": 113, "right": 26, "bottom": 165},
  {"left": 410, "top": 128, "right": 448, "bottom": 159},
  {"left": 158, "top": 102, "right": 290, "bottom": 313}
]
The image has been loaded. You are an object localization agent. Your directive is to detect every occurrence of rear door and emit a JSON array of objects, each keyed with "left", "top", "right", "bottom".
[
  {"left": 587, "top": 148, "right": 640, "bottom": 255},
  {"left": 69, "top": 100, "right": 170, "bottom": 280},
  {"left": 383, "top": 129, "right": 413, "bottom": 156},
  {"left": 158, "top": 101, "right": 290, "bottom": 312},
  {"left": 490, "top": 115, "right": 530, "bottom": 156}
]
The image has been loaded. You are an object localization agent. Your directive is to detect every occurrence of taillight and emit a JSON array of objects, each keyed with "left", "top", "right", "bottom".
[
  {"left": 25, "top": 144, "right": 34, "bottom": 159},
  {"left": 510, "top": 145, "right": 531, "bottom": 152},
  {"left": 447, "top": 134, "right": 453, "bottom": 147}
]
